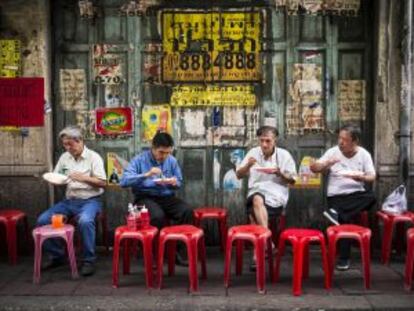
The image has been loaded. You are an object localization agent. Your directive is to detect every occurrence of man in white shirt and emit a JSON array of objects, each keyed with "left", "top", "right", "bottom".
[
  {"left": 37, "top": 126, "right": 107, "bottom": 276},
  {"left": 236, "top": 126, "right": 297, "bottom": 269},
  {"left": 311, "top": 125, "right": 376, "bottom": 271}
]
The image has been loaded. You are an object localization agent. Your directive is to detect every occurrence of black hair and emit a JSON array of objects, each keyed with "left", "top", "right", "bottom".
[
  {"left": 256, "top": 126, "right": 279, "bottom": 138},
  {"left": 339, "top": 124, "right": 361, "bottom": 142},
  {"left": 152, "top": 131, "right": 174, "bottom": 148}
]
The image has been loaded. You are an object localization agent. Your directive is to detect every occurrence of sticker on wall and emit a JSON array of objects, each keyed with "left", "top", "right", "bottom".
[
  {"left": 59, "top": 69, "right": 87, "bottom": 111},
  {"left": 141, "top": 104, "right": 172, "bottom": 142},
  {"left": 93, "top": 44, "right": 122, "bottom": 84},
  {"left": 294, "top": 156, "right": 321, "bottom": 188},
  {"left": 223, "top": 149, "right": 244, "bottom": 191},
  {"left": 79, "top": 0, "right": 96, "bottom": 19},
  {"left": 162, "top": 11, "right": 262, "bottom": 82},
  {"left": 171, "top": 85, "right": 256, "bottom": 107},
  {"left": 0, "top": 40, "right": 21, "bottom": 77},
  {"left": 286, "top": 63, "right": 324, "bottom": 135},
  {"left": 107, "top": 152, "right": 129, "bottom": 185},
  {"left": 95, "top": 107, "right": 133, "bottom": 136},
  {"left": 338, "top": 80, "right": 366, "bottom": 121}
]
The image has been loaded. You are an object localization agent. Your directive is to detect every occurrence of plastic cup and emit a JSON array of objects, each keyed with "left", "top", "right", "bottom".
[{"left": 51, "top": 214, "right": 64, "bottom": 229}]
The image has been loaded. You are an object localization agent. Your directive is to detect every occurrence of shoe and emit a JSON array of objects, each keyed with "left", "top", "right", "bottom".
[
  {"left": 80, "top": 262, "right": 95, "bottom": 276},
  {"left": 323, "top": 208, "right": 340, "bottom": 225},
  {"left": 336, "top": 259, "right": 350, "bottom": 271},
  {"left": 41, "top": 258, "right": 65, "bottom": 271},
  {"left": 175, "top": 252, "right": 188, "bottom": 267}
]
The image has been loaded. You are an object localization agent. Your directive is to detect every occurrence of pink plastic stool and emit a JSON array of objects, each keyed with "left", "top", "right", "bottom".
[
  {"left": 32, "top": 224, "right": 78, "bottom": 284},
  {"left": 0, "top": 209, "right": 30, "bottom": 265},
  {"left": 376, "top": 211, "right": 414, "bottom": 265},
  {"left": 405, "top": 228, "right": 414, "bottom": 290},
  {"left": 193, "top": 207, "right": 228, "bottom": 251},
  {"left": 112, "top": 225, "right": 158, "bottom": 289},
  {"left": 274, "top": 228, "right": 331, "bottom": 296},
  {"left": 327, "top": 224, "right": 371, "bottom": 289},
  {"left": 157, "top": 225, "right": 206, "bottom": 293},
  {"left": 224, "top": 225, "right": 273, "bottom": 294}
]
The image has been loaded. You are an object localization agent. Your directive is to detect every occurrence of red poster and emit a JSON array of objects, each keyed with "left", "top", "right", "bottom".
[
  {"left": 95, "top": 107, "right": 133, "bottom": 135},
  {"left": 0, "top": 78, "right": 44, "bottom": 126}
]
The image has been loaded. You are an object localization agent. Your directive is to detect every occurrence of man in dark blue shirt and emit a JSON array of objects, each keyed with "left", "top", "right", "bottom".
[{"left": 120, "top": 132, "right": 193, "bottom": 231}]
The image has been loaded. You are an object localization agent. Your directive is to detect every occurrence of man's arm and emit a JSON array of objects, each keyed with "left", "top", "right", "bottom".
[
  {"left": 119, "top": 158, "right": 148, "bottom": 187},
  {"left": 69, "top": 173, "right": 106, "bottom": 187},
  {"left": 310, "top": 157, "right": 339, "bottom": 173},
  {"left": 236, "top": 157, "right": 256, "bottom": 179}
]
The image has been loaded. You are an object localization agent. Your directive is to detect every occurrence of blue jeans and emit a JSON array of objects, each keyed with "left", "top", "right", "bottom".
[{"left": 37, "top": 197, "right": 102, "bottom": 263}]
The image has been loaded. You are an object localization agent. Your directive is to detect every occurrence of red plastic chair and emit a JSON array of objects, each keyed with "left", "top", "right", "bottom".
[
  {"left": 327, "top": 224, "right": 371, "bottom": 289},
  {"left": 376, "top": 211, "right": 414, "bottom": 265},
  {"left": 193, "top": 207, "right": 228, "bottom": 251},
  {"left": 224, "top": 225, "right": 273, "bottom": 294},
  {"left": 68, "top": 211, "right": 109, "bottom": 253},
  {"left": 274, "top": 228, "right": 331, "bottom": 296},
  {"left": 0, "top": 209, "right": 30, "bottom": 265},
  {"left": 405, "top": 228, "right": 414, "bottom": 290},
  {"left": 112, "top": 225, "right": 158, "bottom": 289},
  {"left": 157, "top": 225, "right": 206, "bottom": 293},
  {"left": 32, "top": 224, "right": 78, "bottom": 284}
]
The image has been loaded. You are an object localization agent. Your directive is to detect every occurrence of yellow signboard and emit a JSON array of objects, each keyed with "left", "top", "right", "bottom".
[
  {"left": 0, "top": 40, "right": 21, "bottom": 77},
  {"left": 162, "top": 11, "right": 262, "bottom": 82},
  {"left": 171, "top": 85, "right": 256, "bottom": 107}
]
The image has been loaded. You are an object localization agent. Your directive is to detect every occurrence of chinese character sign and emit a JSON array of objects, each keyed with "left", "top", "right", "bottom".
[{"left": 162, "top": 11, "right": 262, "bottom": 82}]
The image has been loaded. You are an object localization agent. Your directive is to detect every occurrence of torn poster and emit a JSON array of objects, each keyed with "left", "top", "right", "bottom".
[
  {"left": 275, "top": 0, "right": 360, "bottom": 16},
  {"left": 93, "top": 44, "right": 122, "bottom": 84},
  {"left": 107, "top": 152, "right": 129, "bottom": 185},
  {"left": 338, "top": 80, "right": 366, "bottom": 121},
  {"left": 0, "top": 78, "right": 44, "bottom": 126},
  {"left": 59, "top": 69, "right": 87, "bottom": 111},
  {"left": 143, "top": 42, "right": 162, "bottom": 84},
  {"left": 104, "top": 84, "right": 123, "bottom": 107},
  {"left": 76, "top": 110, "right": 95, "bottom": 140},
  {"left": 142, "top": 104, "right": 172, "bottom": 142},
  {"left": 0, "top": 40, "right": 21, "bottom": 77},
  {"left": 286, "top": 63, "right": 324, "bottom": 135}
]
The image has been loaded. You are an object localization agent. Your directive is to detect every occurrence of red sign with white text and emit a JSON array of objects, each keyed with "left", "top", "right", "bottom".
[
  {"left": 95, "top": 107, "right": 133, "bottom": 135},
  {"left": 0, "top": 78, "right": 44, "bottom": 126}
]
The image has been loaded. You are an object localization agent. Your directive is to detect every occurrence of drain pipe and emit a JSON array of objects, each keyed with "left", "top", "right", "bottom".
[{"left": 399, "top": 0, "right": 412, "bottom": 189}]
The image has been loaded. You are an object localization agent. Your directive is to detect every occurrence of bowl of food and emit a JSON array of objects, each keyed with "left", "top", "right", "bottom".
[{"left": 42, "top": 172, "right": 70, "bottom": 185}]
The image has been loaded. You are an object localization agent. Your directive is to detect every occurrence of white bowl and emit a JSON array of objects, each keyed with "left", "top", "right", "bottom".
[{"left": 42, "top": 172, "right": 69, "bottom": 185}]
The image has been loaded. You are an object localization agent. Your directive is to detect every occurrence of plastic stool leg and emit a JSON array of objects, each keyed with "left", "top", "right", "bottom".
[
  {"left": 381, "top": 218, "right": 393, "bottom": 265},
  {"left": 65, "top": 230, "right": 78, "bottom": 279},
  {"left": 361, "top": 235, "right": 371, "bottom": 289},
  {"left": 33, "top": 234, "right": 43, "bottom": 284},
  {"left": 255, "top": 237, "right": 266, "bottom": 294},
  {"left": 405, "top": 236, "right": 414, "bottom": 290},
  {"left": 292, "top": 242, "right": 304, "bottom": 296},
  {"left": 112, "top": 234, "right": 121, "bottom": 288},
  {"left": 187, "top": 239, "right": 198, "bottom": 293},
  {"left": 142, "top": 236, "right": 154, "bottom": 288},
  {"left": 224, "top": 235, "right": 233, "bottom": 290}
]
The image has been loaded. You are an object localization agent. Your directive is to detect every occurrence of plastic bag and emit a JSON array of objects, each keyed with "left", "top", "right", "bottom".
[{"left": 381, "top": 184, "right": 407, "bottom": 214}]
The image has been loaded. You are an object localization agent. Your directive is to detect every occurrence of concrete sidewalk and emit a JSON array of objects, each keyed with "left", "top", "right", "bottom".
[{"left": 0, "top": 247, "right": 413, "bottom": 311}]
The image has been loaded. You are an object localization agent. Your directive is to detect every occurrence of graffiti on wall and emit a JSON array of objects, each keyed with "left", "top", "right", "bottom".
[
  {"left": 286, "top": 63, "right": 324, "bottom": 134},
  {"left": 0, "top": 40, "right": 21, "bottom": 77},
  {"left": 170, "top": 85, "right": 256, "bottom": 107},
  {"left": 142, "top": 104, "right": 172, "bottom": 142},
  {"left": 162, "top": 11, "right": 262, "bottom": 82},
  {"left": 338, "top": 80, "right": 366, "bottom": 121},
  {"left": 59, "top": 69, "right": 87, "bottom": 111}
]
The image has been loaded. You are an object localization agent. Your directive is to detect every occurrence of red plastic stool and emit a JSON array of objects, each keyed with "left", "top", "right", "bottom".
[
  {"left": 327, "top": 224, "right": 371, "bottom": 289},
  {"left": 68, "top": 211, "right": 109, "bottom": 253},
  {"left": 356, "top": 211, "right": 369, "bottom": 227},
  {"left": 274, "top": 228, "right": 331, "bottom": 296},
  {"left": 0, "top": 209, "right": 30, "bottom": 265},
  {"left": 405, "top": 228, "right": 414, "bottom": 290},
  {"left": 32, "top": 224, "right": 78, "bottom": 284},
  {"left": 224, "top": 225, "right": 273, "bottom": 294},
  {"left": 193, "top": 207, "right": 228, "bottom": 251},
  {"left": 112, "top": 225, "right": 158, "bottom": 289},
  {"left": 157, "top": 225, "right": 206, "bottom": 293},
  {"left": 377, "top": 211, "right": 414, "bottom": 265}
]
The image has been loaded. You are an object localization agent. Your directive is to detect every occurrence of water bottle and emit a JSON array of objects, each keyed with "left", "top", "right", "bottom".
[
  {"left": 140, "top": 205, "right": 150, "bottom": 229},
  {"left": 134, "top": 205, "right": 142, "bottom": 229}
]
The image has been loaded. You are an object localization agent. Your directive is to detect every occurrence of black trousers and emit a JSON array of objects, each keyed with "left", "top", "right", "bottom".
[
  {"left": 134, "top": 194, "right": 193, "bottom": 230},
  {"left": 327, "top": 190, "right": 376, "bottom": 260}
]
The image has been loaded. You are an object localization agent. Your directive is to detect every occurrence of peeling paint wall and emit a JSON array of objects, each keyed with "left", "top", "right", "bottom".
[{"left": 0, "top": 0, "right": 52, "bottom": 224}]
